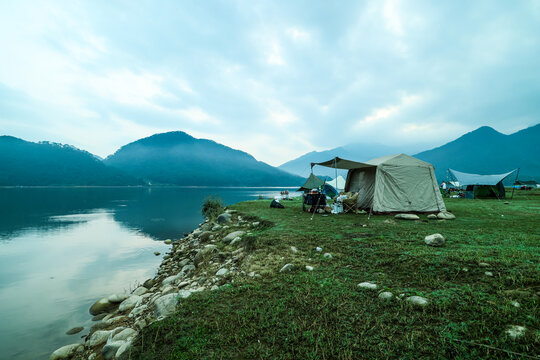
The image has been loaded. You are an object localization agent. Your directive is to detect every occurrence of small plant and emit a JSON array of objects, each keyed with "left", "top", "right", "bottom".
[{"left": 201, "top": 195, "right": 225, "bottom": 220}]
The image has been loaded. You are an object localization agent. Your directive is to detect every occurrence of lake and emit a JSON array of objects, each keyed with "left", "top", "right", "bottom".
[{"left": 0, "top": 187, "right": 298, "bottom": 360}]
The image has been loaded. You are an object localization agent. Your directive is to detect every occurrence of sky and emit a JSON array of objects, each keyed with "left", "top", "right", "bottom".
[{"left": 1, "top": 0, "right": 539, "bottom": 166}]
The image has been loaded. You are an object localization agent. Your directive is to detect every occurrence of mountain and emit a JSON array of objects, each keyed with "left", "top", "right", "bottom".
[
  {"left": 0, "top": 136, "right": 141, "bottom": 186},
  {"left": 414, "top": 124, "right": 540, "bottom": 182},
  {"left": 279, "top": 143, "right": 423, "bottom": 178},
  {"left": 104, "top": 131, "right": 303, "bottom": 186}
]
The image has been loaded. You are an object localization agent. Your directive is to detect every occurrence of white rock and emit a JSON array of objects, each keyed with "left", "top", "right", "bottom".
[
  {"left": 162, "top": 274, "right": 182, "bottom": 286},
  {"left": 395, "top": 213, "right": 420, "bottom": 220},
  {"left": 49, "top": 344, "right": 83, "bottom": 360},
  {"left": 427, "top": 214, "right": 438, "bottom": 219},
  {"left": 181, "top": 264, "right": 196, "bottom": 273},
  {"left": 177, "top": 281, "right": 190, "bottom": 288},
  {"left": 316, "top": 247, "right": 322, "bottom": 252},
  {"left": 178, "top": 289, "right": 192, "bottom": 299},
  {"left": 379, "top": 291, "right": 394, "bottom": 300},
  {"left": 119, "top": 295, "right": 142, "bottom": 312},
  {"left": 406, "top": 296, "right": 429, "bottom": 306},
  {"left": 506, "top": 325, "right": 526, "bottom": 339},
  {"left": 115, "top": 339, "right": 133, "bottom": 360},
  {"left": 128, "top": 304, "right": 147, "bottom": 318},
  {"left": 230, "top": 236, "right": 241, "bottom": 245},
  {"left": 358, "top": 282, "right": 378, "bottom": 290},
  {"left": 104, "top": 315, "right": 126, "bottom": 325},
  {"left": 290, "top": 246, "right": 298, "bottom": 253},
  {"left": 485, "top": 271, "right": 493, "bottom": 277},
  {"left": 223, "top": 231, "right": 245, "bottom": 243},
  {"left": 108, "top": 293, "right": 129, "bottom": 303},
  {"left": 510, "top": 300, "right": 520, "bottom": 308},
  {"left": 102, "top": 340, "right": 125, "bottom": 360},
  {"left": 211, "top": 285, "right": 219, "bottom": 290},
  {"left": 112, "top": 328, "right": 138, "bottom": 342},
  {"left": 86, "top": 330, "right": 112, "bottom": 347},
  {"left": 305, "top": 265, "right": 314, "bottom": 271},
  {"left": 280, "top": 263, "right": 294, "bottom": 272},
  {"left": 132, "top": 286, "right": 148, "bottom": 296},
  {"left": 154, "top": 293, "right": 178, "bottom": 319},
  {"left": 437, "top": 211, "right": 456, "bottom": 220},
  {"left": 216, "top": 268, "right": 229, "bottom": 276},
  {"left": 424, "top": 233, "right": 445, "bottom": 247},
  {"left": 323, "top": 253, "right": 333, "bottom": 259},
  {"left": 164, "top": 239, "right": 172, "bottom": 245},
  {"left": 134, "top": 319, "right": 147, "bottom": 330},
  {"left": 252, "top": 222, "right": 260, "bottom": 226}
]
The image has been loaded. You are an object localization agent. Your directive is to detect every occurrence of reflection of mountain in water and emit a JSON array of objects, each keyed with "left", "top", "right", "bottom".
[{"left": 0, "top": 187, "right": 285, "bottom": 241}]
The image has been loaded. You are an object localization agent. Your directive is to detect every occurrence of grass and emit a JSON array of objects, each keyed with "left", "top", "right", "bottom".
[{"left": 132, "top": 190, "right": 540, "bottom": 359}]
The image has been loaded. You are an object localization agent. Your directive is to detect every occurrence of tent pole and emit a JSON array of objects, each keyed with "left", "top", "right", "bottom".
[
  {"left": 334, "top": 158, "right": 337, "bottom": 191},
  {"left": 511, "top": 168, "right": 520, "bottom": 200}
]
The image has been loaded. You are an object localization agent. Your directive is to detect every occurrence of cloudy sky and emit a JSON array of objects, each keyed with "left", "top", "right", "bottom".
[{"left": 1, "top": 1, "right": 539, "bottom": 166}]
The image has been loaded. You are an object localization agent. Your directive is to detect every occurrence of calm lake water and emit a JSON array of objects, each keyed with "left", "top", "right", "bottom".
[{"left": 0, "top": 187, "right": 298, "bottom": 360}]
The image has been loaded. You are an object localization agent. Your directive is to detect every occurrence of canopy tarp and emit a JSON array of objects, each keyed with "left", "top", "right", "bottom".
[
  {"left": 311, "top": 157, "right": 374, "bottom": 170},
  {"left": 449, "top": 169, "right": 516, "bottom": 186},
  {"left": 326, "top": 175, "right": 346, "bottom": 191},
  {"left": 514, "top": 180, "right": 537, "bottom": 185},
  {"left": 297, "top": 173, "right": 325, "bottom": 192}
]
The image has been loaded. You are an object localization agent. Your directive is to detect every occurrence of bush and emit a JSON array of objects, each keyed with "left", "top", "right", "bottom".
[{"left": 201, "top": 195, "right": 225, "bottom": 220}]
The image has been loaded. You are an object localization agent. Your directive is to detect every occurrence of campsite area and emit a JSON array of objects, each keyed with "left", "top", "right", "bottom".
[{"left": 132, "top": 189, "right": 539, "bottom": 359}]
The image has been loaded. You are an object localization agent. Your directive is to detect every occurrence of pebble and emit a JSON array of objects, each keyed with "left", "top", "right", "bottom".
[
  {"left": 178, "top": 290, "right": 192, "bottom": 299},
  {"left": 65, "top": 326, "right": 83, "bottom": 335},
  {"left": 323, "top": 253, "right": 333, "bottom": 259},
  {"left": 316, "top": 247, "right": 322, "bottom": 252},
  {"left": 290, "top": 246, "right": 298, "bottom": 253},
  {"left": 424, "top": 233, "right": 445, "bottom": 247},
  {"left": 437, "top": 211, "right": 456, "bottom": 220},
  {"left": 378, "top": 292, "right": 394, "bottom": 300},
  {"left": 506, "top": 325, "right": 526, "bottom": 339},
  {"left": 394, "top": 213, "right": 420, "bottom": 220},
  {"left": 280, "top": 264, "right": 294, "bottom": 272},
  {"left": 406, "top": 296, "right": 429, "bottom": 307},
  {"left": 216, "top": 268, "right": 229, "bottom": 276},
  {"left": 485, "top": 271, "right": 493, "bottom": 277},
  {"left": 427, "top": 214, "right": 438, "bottom": 219},
  {"left": 509, "top": 300, "right": 520, "bottom": 308},
  {"left": 305, "top": 265, "right": 314, "bottom": 271},
  {"left": 358, "top": 282, "right": 378, "bottom": 290}
]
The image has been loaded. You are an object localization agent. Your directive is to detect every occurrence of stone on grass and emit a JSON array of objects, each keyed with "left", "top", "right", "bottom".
[
  {"left": 290, "top": 246, "right": 298, "bottom": 253},
  {"left": 506, "top": 325, "right": 526, "bottom": 339},
  {"left": 323, "top": 253, "right": 333, "bottom": 259},
  {"left": 280, "top": 264, "right": 294, "bottom": 272},
  {"left": 49, "top": 344, "right": 83, "bottom": 360},
  {"left": 478, "top": 262, "right": 490, "bottom": 267},
  {"left": 395, "top": 213, "right": 420, "bottom": 220},
  {"left": 154, "top": 293, "right": 178, "bottom": 319},
  {"left": 305, "top": 265, "right": 314, "bottom": 271},
  {"left": 216, "top": 268, "right": 229, "bottom": 276},
  {"left": 509, "top": 300, "right": 520, "bottom": 308},
  {"left": 217, "top": 213, "right": 232, "bottom": 224},
  {"left": 178, "top": 290, "right": 192, "bottom": 299},
  {"left": 485, "top": 271, "right": 493, "bottom": 277},
  {"left": 406, "top": 296, "right": 429, "bottom": 307},
  {"left": 379, "top": 292, "right": 394, "bottom": 300},
  {"left": 223, "top": 231, "right": 245, "bottom": 243},
  {"left": 89, "top": 297, "right": 117, "bottom": 316},
  {"left": 65, "top": 326, "right": 83, "bottom": 335},
  {"left": 424, "top": 233, "right": 445, "bottom": 247},
  {"left": 358, "top": 282, "right": 378, "bottom": 290},
  {"left": 118, "top": 295, "right": 142, "bottom": 312},
  {"left": 427, "top": 214, "right": 438, "bottom": 219},
  {"left": 230, "top": 236, "right": 242, "bottom": 245},
  {"left": 86, "top": 330, "right": 112, "bottom": 347},
  {"left": 316, "top": 247, "right": 322, "bottom": 252},
  {"left": 102, "top": 341, "right": 125, "bottom": 360},
  {"left": 437, "top": 211, "right": 456, "bottom": 220}
]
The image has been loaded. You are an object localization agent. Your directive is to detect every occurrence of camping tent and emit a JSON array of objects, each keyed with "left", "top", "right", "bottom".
[
  {"left": 297, "top": 173, "right": 338, "bottom": 198},
  {"left": 326, "top": 175, "right": 346, "bottom": 192},
  {"left": 448, "top": 169, "right": 516, "bottom": 199},
  {"left": 312, "top": 154, "right": 446, "bottom": 213}
]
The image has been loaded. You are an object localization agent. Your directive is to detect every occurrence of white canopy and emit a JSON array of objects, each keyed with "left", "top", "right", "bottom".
[{"left": 449, "top": 169, "right": 516, "bottom": 186}]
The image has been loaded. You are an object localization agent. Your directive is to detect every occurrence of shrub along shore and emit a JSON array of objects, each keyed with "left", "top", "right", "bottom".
[{"left": 52, "top": 190, "right": 539, "bottom": 359}]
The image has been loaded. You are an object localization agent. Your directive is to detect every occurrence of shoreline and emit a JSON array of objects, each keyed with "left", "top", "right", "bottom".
[{"left": 50, "top": 208, "right": 259, "bottom": 360}]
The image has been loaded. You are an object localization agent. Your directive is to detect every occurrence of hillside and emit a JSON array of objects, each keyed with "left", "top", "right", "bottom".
[
  {"left": 415, "top": 124, "right": 540, "bottom": 182},
  {"left": 104, "top": 131, "right": 304, "bottom": 186},
  {"left": 0, "top": 136, "right": 141, "bottom": 186}
]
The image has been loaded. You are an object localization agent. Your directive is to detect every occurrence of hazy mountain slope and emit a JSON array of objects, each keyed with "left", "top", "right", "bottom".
[
  {"left": 104, "top": 131, "right": 304, "bottom": 186},
  {"left": 414, "top": 124, "right": 540, "bottom": 182},
  {"left": 0, "top": 136, "right": 141, "bottom": 186}
]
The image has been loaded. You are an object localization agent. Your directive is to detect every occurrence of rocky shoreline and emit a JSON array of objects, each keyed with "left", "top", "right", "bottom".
[{"left": 50, "top": 209, "right": 263, "bottom": 360}]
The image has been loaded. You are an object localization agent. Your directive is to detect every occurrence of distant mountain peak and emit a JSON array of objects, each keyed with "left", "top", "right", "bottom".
[{"left": 132, "top": 131, "right": 196, "bottom": 146}]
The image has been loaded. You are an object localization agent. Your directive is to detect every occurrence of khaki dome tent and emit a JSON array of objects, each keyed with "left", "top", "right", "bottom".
[{"left": 312, "top": 154, "right": 446, "bottom": 213}]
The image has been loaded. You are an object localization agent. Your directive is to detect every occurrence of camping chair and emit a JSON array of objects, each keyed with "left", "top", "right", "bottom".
[{"left": 342, "top": 192, "right": 359, "bottom": 213}]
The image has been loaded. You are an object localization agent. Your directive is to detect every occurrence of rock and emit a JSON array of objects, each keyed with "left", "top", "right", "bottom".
[
  {"left": 88, "top": 354, "right": 97, "bottom": 360},
  {"left": 379, "top": 291, "right": 394, "bottom": 300},
  {"left": 49, "top": 344, "right": 83, "bottom": 360},
  {"left": 102, "top": 340, "right": 125, "bottom": 360},
  {"left": 217, "top": 213, "right": 232, "bottom": 224},
  {"left": 92, "top": 313, "right": 107, "bottom": 321},
  {"left": 280, "top": 264, "right": 294, "bottom": 272},
  {"left": 290, "top": 246, "right": 298, "bottom": 253},
  {"left": 316, "top": 247, "right": 322, "bottom": 252},
  {"left": 509, "top": 300, "right": 520, "bottom": 308},
  {"left": 216, "top": 268, "right": 229, "bottom": 276},
  {"left": 383, "top": 219, "right": 395, "bottom": 224},
  {"left": 154, "top": 293, "right": 178, "bottom": 319},
  {"left": 162, "top": 274, "right": 182, "bottom": 286},
  {"left": 89, "top": 297, "right": 117, "bottom": 316},
  {"left": 86, "top": 330, "right": 112, "bottom": 347},
  {"left": 181, "top": 264, "right": 196, "bottom": 273},
  {"left": 154, "top": 251, "right": 161, "bottom": 256},
  {"left": 119, "top": 295, "right": 142, "bottom": 312},
  {"left": 199, "top": 231, "right": 213, "bottom": 242},
  {"left": 424, "top": 233, "right": 445, "bottom": 247},
  {"left": 223, "top": 230, "right": 245, "bottom": 243},
  {"left": 116, "top": 340, "right": 133, "bottom": 360},
  {"left": 132, "top": 286, "right": 148, "bottom": 296},
  {"left": 194, "top": 245, "right": 218, "bottom": 265},
  {"left": 478, "top": 262, "right": 490, "bottom": 267},
  {"left": 305, "top": 265, "right": 314, "bottom": 271},
  {"left": 427, "top": 214, "right": 438, "bottom": 219},
  {"left": 504, "top": 201, "right": 510, "bottom": 205},
  {"left": 358, "top": 282, "right": 378, "bottom": 290},
  {"left": 129, "top": 304, "right": 147, "bottom": 318},
  {"left": 395, "top": 213, "right": 420, "bottom": 220},
  {"left": 65, "top": 326, "right": 84, "bottom": 335},
  {"left": 323, "top": 253, "right": 333, "bottom": 259},
  {"left": 252, "top": 222, "right": 260, "bottom": 226},
  {"left": 406, "top": 296, "right": 429, "bottom": 307},
  {"left": 111, "top": 328, "right": 138, "bottom": 342},
  {"left": 164, "top": 239, "right": 172, "bottom": 245},
  {"left": 211, "top": 285, "right": 219, "bottom": 290},
  {"left": 485, "top": 271, "right": 493, "bottom": 277},
  {"left": 160, "top": 285, "right": 177, "bottom": 295},
  {"left": 437, "top": 211, "right": 456, "bottom": 220},
  {"left": 230, "top": 236, "right": 242, "bottom": 245},
  {"left": 143, "top": 278, "right": 155, "bottom": 289},
  {"left": 177, "top": 281, "right": 190, "bottom": 289},
  {"left": 178, "top": 289, "right": 192, "bottom": 299},
  {"left": 212, "top": 224, "right": 221, "bottom": 231},
  {"left": 506, "top": 325, "right": 526, "bottom": 339},
  {"left": 134, "top": 319, "right": 146, "bottom": 330},
  {"left": 108, "top": 293, "right": 129, "bottom": 303}
]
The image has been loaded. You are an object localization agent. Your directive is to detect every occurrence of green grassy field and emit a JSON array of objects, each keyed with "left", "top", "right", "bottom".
[{"left": 133, "top": 190, "right": 539, "bottom": 359}]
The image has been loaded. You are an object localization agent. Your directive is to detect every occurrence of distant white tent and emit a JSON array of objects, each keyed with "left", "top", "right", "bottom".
[{"left": 326, "top": 175, "right": 346, "bottom": 192}]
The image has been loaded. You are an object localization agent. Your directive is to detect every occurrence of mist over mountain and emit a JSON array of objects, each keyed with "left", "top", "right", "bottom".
[
  {"left": 0, "top": 136, "right": 141, "bottom": 186},
  {"left": 104, "top": 131, "right": 303, "bottom": 186},
  {"left": 414, "top": 123, "right": 540, "bottom": 182}
]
